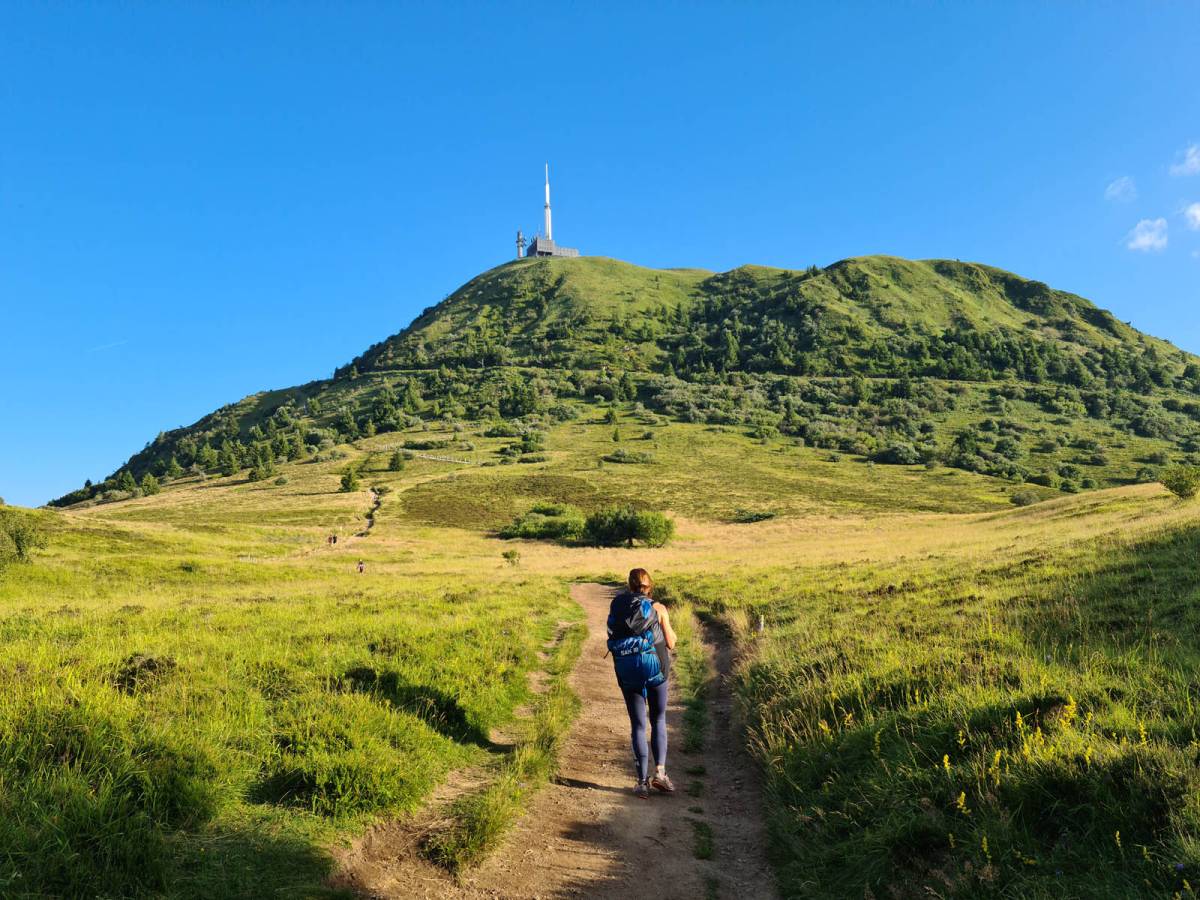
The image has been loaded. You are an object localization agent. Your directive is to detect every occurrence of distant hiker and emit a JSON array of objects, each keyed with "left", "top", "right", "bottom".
[
  {"left": 607, "top": 568, "right": 677, "bottom": 799},
  {"left": 328, "top": 534, "right": 337, "bottom": 546},
  {"left": 357, "top": 560, "right": 365, "bottom": 574}
]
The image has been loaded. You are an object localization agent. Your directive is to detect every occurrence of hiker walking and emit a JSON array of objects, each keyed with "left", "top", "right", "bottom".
[
  {"left": 356, "top": 560, "right": 365, "bottom": 574},
  {"left": 607, "top": 568, "right": 677, "bottom": 799}
]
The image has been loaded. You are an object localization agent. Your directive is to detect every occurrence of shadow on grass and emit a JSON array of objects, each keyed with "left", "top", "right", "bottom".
[
  {"left": 342, "top": 666, "right": 494, "bottom": 748},
  {"left": 166, "top": 820, "right": 352, "bottom": 900}
]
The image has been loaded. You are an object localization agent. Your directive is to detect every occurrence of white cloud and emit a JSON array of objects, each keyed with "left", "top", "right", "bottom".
[
  {"left": 1170, "top": 144, "right": 1200, "bottom": 176},
  {"left": 1126, "top": 218, "right": 1168, "bottom": 252},
  {"left": 1185, "top": 202, "right": 1200, "bottom": 230},
  {"left": 1105, "top": 176, "right": 1137, "bottom": 202}
]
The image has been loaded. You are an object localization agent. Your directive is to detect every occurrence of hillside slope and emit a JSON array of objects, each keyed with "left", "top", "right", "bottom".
[{"left": 53, "top": 255, "right": 1200, "bottom": 508}]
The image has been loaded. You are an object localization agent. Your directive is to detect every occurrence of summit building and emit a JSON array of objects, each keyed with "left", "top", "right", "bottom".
[{"left": 516, "top": 165, "right": 579, "bottom": 259}]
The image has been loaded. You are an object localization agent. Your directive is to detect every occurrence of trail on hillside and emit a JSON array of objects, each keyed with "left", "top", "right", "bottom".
[{"left": 332, "top": 583, "right": 777, "bottom": 899}]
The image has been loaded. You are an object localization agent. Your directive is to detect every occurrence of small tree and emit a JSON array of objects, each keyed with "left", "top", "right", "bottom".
[
  {"left": 117, "top": 470, "right": 137, "bottom": 493},
  {"left": 218, "top": 444, "right": 240, "bottom": 477},
  {"left": 340, "top": 466, "right": 361, "bottom": 493},
  {"left": 1160, "top": 465, "right": 1200, "bottom": 500},
  {"left": 633, "top": 510, "right": 675, "bottom": 547},
  {"left": 389, "top": 450, "right": 406, "bottom": 472},
  {"left": 140, "top": 473, "right": 161, "bottom": 496},
  {"left": 166, "top": 456, "right": 184, "bottom": 480},
  {"left": 0, "top": 510, "right": 48, "bottom": 569},
  {"left": 584, "top": 506, "right": 675, "bottom": 548}
]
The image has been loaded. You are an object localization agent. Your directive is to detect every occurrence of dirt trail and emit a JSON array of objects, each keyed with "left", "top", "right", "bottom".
[{"left": 333, "top": 583, "right": 776, "bottom": 900}]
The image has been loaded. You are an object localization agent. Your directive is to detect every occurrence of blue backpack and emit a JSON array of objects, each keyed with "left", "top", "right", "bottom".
[{"left": 607, "top": 593, "right": 665, "bottom": 692}]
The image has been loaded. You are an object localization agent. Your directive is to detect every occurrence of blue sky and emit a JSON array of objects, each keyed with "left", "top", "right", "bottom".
[{"left": 2, "top": 3, "right": 1198, "bottom": 507}]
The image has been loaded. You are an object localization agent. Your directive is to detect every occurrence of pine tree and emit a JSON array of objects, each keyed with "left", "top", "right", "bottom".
[
  {"left": 197, "top": 444, "right": 219, "bottom": 471},
  {"left": 340, "top": 466, "right": 360, "bottom": 492},
  {"left": 218, "top": 443, "right": 239, "bottom": 477},
  {"left": 166, "top": 456, "right": 184, "bottom": 480},
  {"left": 140, "top": 473, "right": 161, "bottom": 495},
  {"left": 117, "top": 470, "right": 137, "bottom": 493},
  {"left": 389, "top": 450, "right": 405, "bottom": 472}
]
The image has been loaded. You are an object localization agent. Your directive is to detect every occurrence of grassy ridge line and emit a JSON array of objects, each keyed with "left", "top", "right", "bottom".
[{"left": 424, "top": 620, "right": 586, "bottom": 872}]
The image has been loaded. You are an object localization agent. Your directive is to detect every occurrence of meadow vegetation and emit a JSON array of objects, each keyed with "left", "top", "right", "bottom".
[
  {"left": 669, "top": 492, "right": 1200, "bottom": 898},
  {"left": 10, "top": 254, "right": 1200, "bottom": 897}
]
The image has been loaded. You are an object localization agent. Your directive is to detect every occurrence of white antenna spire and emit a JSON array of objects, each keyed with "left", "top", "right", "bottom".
[{"left": 544, "top": 163, "right": 553, "bottom": 241}]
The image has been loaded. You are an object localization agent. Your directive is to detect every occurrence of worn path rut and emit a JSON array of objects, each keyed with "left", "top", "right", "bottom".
[{"left": 334, "top": 582, "right": 777, "bottom": 899}]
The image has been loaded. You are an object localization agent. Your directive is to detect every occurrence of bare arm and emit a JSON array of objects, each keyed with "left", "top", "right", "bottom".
[{"left": 653, "top": 602, "right": 677, "bottom": 651}]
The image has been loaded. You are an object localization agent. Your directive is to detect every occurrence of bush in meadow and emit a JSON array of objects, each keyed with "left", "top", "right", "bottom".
[{"left": 1160, "top": 465, "right": 1200, "bottom": 500}]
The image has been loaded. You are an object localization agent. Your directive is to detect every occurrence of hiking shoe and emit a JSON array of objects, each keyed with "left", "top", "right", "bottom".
[
  {"left": 634, "top": 780, "right": 651, "bottom": 799},
  {"left": 650, "top": 773, "right": 675, "bottom": 793}
]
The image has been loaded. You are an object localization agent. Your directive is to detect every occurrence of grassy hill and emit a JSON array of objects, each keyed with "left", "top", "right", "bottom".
[
  {"left": 51, "top": 254, "right": 1200, "bottom": 509},
  {"left": 10, "top": 254, "right": 1200, "bottom": 897}
]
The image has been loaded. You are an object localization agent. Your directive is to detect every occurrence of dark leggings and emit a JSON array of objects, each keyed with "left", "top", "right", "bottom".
[{"left": 620, "top": 680, "right": 669, "bottom": 782}]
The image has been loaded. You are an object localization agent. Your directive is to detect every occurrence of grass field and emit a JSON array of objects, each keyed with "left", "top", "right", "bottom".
[
  {"left": 669, "top": 491, "right": 1200, "bottom": 898},
  {"left": 4, "top": 409, "right": 1200, "bottom": 897}
]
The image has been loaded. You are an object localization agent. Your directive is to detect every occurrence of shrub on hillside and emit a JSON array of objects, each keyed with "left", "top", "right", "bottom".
[
  {"left": 583, "top": 506, "right": 675, "bottom": 548},
  {"left": 0, "top": 509, "right": 49, "bottom": 569},
  {"left": 1028, "top": 471, "right": 1057, "bottom": 488},
  {"left": 602, "top": 448, "right": 655, "bottom": 464},
  {"left": 1010, "top": 490, "right": 1041, "bottom": 507},
  {"left": 1135, "top": 466, "right": 1160, "bottom": 484},
  {"left": 1160, "top": 465, "right": 1200, "bottom": 500},
  {"left": 872, "top": 443, "right": 921, "bottom": 465},
  {"left": 499, "top": 502, "right": 585, "bottom": 541},
  {"left": 731, "top": 508, "right": 776, "bottom": 523},
  {"left": 340, "top": 467, "right": 361, "bottom": 493}
]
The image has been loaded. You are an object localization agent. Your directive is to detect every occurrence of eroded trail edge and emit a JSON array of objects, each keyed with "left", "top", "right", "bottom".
[{"left": 332, "top": 582, "right": 776, "bottom": 899}]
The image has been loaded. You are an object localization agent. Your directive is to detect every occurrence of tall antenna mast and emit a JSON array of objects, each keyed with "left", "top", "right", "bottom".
[{"left": 544, "top": 163, "right": 553, "bottom": 241}]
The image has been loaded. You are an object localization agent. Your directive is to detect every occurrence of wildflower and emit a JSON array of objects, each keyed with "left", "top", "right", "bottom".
[
  {"left": 1115, "top": 830, "right": 1122, "bottom": 850},
  {"left": 1084, "top": 746, "right": 1094, "bottom": 767},
  {"left": 988, "top": 749, "right": 1002, "bottom": 786},
  {"left": 981, "top": 833, "right": 991, "bottom": 863},
  {"left": 957, "top": 729, "right": 967, "bottom": 749},
  {"left": 943, "top": 754, "right": 951, "bottom": 774},
  {"left": 1142, "top": 845, "right": 1151, "bottom": 862},
  {"left": 1138, "top": 720, "right": 1148, "bottom": 746},
  {"left": 1177, "top": 863, "right": 1186, "bottom": 873},
  {"left": 956, "top": 791, "right": 971, "bottom": 816},
  {"left": 1062, "top": 694, "right": 1077, "bottom": 727},
  {"left": 948, "top": 832, "right": 956, "bottom": 849},
  {"left": 818, "top": 719, "right": 831, "bottom": 737}
]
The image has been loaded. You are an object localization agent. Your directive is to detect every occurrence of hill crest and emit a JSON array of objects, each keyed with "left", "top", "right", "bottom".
[{"left": 51, "top": 254, "right": 1200, "bottom": 508}]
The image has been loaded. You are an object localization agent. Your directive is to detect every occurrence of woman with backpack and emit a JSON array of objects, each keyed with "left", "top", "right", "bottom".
[{"left": 607, "top": 567, "right": 677, "bottom": 799}]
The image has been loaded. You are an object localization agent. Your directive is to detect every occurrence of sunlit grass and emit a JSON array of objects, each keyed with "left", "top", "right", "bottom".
[{"left": 4, "top": 409, "right": 1200, "bottom": 897}]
